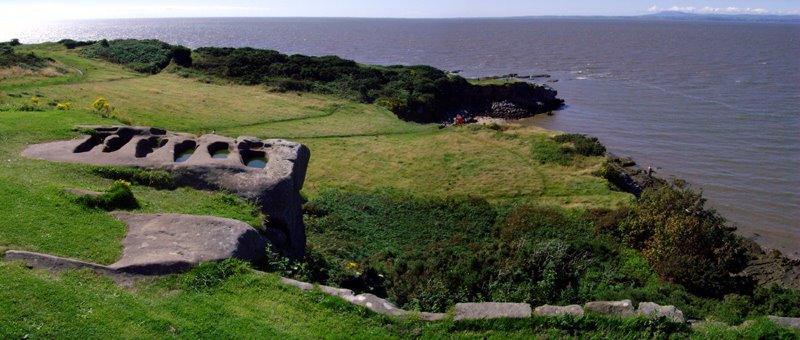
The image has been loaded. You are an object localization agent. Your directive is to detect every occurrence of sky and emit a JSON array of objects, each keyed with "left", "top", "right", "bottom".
[{"left": 0, "top": 0, "right": 798, "bottom": 22}]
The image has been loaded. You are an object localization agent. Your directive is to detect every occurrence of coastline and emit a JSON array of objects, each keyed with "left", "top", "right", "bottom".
[{"left": 474, "top": 116, "right": 798, "bottom": 287}]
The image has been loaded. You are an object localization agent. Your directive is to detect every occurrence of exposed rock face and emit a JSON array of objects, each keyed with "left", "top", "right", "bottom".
[
  {"left": 108, "top": 212, "right": 266, "bottom": 274},
  {"left": 454, "top": 302, "right": 532, "bottom": 320},
  {"left": 456, "top": 82, "right": 562, "bottom": 121},
  {"left": 486, "top": 101, "right": 532, "bottom": 120},
  {"left": 738, "top": 238, "right": 800, "bottom": 290},
  {"left": 533, "top": 304, "right": 584, "bottom": 316},
  {"left": 21, "top": 126, "right": 310, "bottom": 258},
  {"left": 584, "top": 299, "right": 636, "bottom": 317},
  {"left": 604, "top": 153, "right": 666, "bottom": 197},
  {"left": 637, "top": 302, "right": 685, "bottom": 323}
]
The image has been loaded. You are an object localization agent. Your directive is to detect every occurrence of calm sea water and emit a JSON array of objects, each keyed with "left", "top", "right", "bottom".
[{"left": 4, "top": 18, "right": 799, "bottom": 257}]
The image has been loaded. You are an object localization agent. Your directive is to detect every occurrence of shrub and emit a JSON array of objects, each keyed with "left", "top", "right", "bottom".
[
  {"left": 750, "top": 285, "right": 800, "bottom": 317},
  {"left": 170, "top": 45, "right": 192, "bottom": 67},
  {"left": 81, "top": 39, "right": 173, "bottom": 74},
  {"left": 0, "top": 45, "right": 48, "bottom": 69},
  {"left": 552, "top": 133, "right": 606, "bottom": 157},
  {"left": 181, "top": 258, "right": 251, "bottom": 290},
  {"left": 531, "top": 135, "right": 573, "bottom": 165},
  {"left": 58, "top": 39, "right": 95, "bottom": 49},
  {"left": 74, "top": 179, "right": 138, "bottom": 210},
  {"left": 619, "top": 184, "right": 749, "bottom": 297}
]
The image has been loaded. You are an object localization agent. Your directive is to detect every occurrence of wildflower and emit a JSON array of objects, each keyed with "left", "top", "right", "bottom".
[
  {"left": 92, "top": 98, "right": 107, "bottom": 111},
  {"left": 113, "top": 179, "right": 132, "bottom": 188}
]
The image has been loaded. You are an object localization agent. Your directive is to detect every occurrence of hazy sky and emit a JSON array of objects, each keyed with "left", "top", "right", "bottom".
[{"left": 1, "top": 1, "right": 798, "bottom": 22}]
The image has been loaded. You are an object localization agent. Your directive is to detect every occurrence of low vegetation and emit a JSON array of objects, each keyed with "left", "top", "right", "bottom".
[
  {"left": 74, "top": 179, "right": 139, "bottom": 210},
  {"left": 0, "top": 41, "right": 797, "bottom": 337},
  {"left": 80, "top": 39, "right": 178, "bottom": 74}
]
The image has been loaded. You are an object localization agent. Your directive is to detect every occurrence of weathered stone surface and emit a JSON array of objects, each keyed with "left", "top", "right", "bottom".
[
  {"left": 280, "top": 277, "right": 313, "bottom": 291},
  {"left": 22, "top": 126, "right": 310, "bottom": 258},
  {"left": 738, "top": 239, "right": 800, "bottom": 290},
  {"left": 534, "top": 304, "right": 584, "bottom": 317},
  {"left": 4, "top": 250, "right": 140, "bottom": 286},
  {"left": 604, "top": 153, "right": 666, "bottom": 197},
  {"left": 455, "top": 302, "right": 532, "bottom": 320},
  {"left": 108, "top": 212, "right": 265, "bottom": 275},
  {"left": 769, "top": 316, "right": 800, "bottom": 330},
  {"left": 584, "top": 300, "right": 635, "bottom": 317},
  {"left": 319, "top": 285, "right": 355, "bottom": 299},
  {"left": 350, "top": 293, "right": 408, "bottom": 317},
  {"left": 421, "top": 312, "right": 447, "bottom": 321},
  {"left": 637, "top": 302, "right": 685, "bottom": 323}
]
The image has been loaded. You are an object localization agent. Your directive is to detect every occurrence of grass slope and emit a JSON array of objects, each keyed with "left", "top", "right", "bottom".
[{"left": 5, "top": 43, "right": 788, "bottom": 337}]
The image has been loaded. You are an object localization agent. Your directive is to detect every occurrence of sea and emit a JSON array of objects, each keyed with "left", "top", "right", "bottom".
[{"left": 2, "top": 17, "right": 798, "bottom": 257}]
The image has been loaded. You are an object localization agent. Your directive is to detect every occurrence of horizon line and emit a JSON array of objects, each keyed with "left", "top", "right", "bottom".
[{"left": 25, "top": 12, "right": 800, "bottom": 22}]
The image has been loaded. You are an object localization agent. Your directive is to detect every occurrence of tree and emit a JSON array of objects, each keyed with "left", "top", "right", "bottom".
[{"left": 620, "top": 183, "right": 748, "bottom": 296}]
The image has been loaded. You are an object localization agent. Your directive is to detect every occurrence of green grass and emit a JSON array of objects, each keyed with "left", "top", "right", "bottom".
[
  {"left": 0, "top": 110, "right": 263, "bottom": 263},
  {"left": 4, "top": 43, "right": 791, "bottom": 337}
]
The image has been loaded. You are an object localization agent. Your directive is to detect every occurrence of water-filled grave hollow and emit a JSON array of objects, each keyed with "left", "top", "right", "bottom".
[{"left": 173, "top": 140, "right": 197, "bottom": 162}]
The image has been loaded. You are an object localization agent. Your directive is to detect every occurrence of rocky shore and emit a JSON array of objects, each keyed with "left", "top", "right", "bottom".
[{"left": 603, "top": 153, "right": 800, "bottom": 290}]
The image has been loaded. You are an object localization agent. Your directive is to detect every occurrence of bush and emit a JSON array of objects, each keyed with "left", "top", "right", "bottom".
[
  {"left": 181, "top": 258, "right": 251, "bottom": 290},
  {"left": 552, "top": 133, "right": 606, "bottom": 157},
  {"left": 0, "top": 45, "right": 48, "bottom": 69},
  {"left": 619, "top": 184, "right": 749, "bottom": 297},
  {"left": 531, "top": 135, "right": 574, "bottom": 165},
  {"left": 91, "top": 166, "right": 175, "bottom": 189},
  {"left": 74, "top": 179, "right": 138, "bottom": 210},
  {"left": 751, "top": 285, "right": 800, "bottom": 317},
  {"left": 81, "top": 39, "right": 173, "bottom": 74},
  {"left": 170, "top": 45, "right": 192, "bottom": 67},
  {"left": 58, "top": 39, "right": 95, "bottom": 49}
]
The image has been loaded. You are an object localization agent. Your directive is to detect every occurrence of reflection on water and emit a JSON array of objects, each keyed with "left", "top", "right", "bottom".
[
  {"left": 245, "top": 157, "right": 267, "bottom": 169},
  {"left": 211, "top": 149, "right": 230, "bottom": 159},
  {"left": 174, "top": 149, "right": 194, "bottom": 162}
]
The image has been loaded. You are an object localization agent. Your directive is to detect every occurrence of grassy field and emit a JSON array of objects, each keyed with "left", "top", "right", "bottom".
[{"left": 3, "top": 43, "right": 791, "bottom": 338}]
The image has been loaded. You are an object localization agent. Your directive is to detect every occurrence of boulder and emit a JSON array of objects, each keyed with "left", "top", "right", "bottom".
[
  {"left": 533, "top": 304, "right": 584, "bottom": 317},
  {"left": 769, "top": 316, "right": 800, "bottom": 330},
  {"left": 22, "top": 126, "right": 310, "bottom": 258},
  {"left": 584, "top": 299, "right": 635, "bottom": 317},
  {"left": 637, "top": 302, "right": 685, "bottom": 323},
  {"left": 108, "top": 212, "right": 265, "bottom": 275},
  {"left": 455, "top": 302, "right": 532, "bottom": 320}
]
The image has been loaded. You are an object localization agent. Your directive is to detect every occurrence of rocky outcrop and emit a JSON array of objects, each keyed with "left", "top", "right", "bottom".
[
  {"left": 534, "top": 304, "right": 584, "bottom": 316},
  {"left": 22, "top": 126, "right": 310, "bottom": 258},
  {"left": 485, "top": 101, "right": 533, "bottom": 120},
  {"left": 584, "top": 299, "right": 636, "bottom": 317},
  {"left": 108, "top": 212, "right": 265, "bottom": 274},
  {"left": 738, "top": 238, "right": 800, "bottom": 290},
  {"left": 637, "top": 302, "right": 685, "bottom": 323},
  {"left": 454, "top": 303, "right": 532, "bottom": 320},
  {"left": 458, "top": 82, "right": 563, "bottom": 120},
  {"left": 4, "top": 212, "right": 265, "bottom": 279},
  {"left": 603, "top": 153, "right": 666, "bottom": 197}
]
